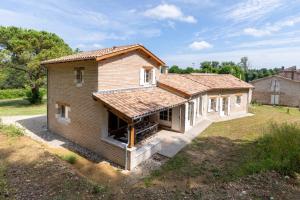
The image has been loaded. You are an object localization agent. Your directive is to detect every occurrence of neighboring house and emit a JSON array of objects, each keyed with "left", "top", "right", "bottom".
[
  {"left": 251, "top": 75, "right": 300, "bottom": 107},
  {"left": 278, "top": 66, "right": 300, "bottom": 81},
  {"left": 42, "top": 44, "right": 253, "bottom": 170}
]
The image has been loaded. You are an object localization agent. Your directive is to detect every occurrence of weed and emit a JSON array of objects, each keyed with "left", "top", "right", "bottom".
[
  {"left": 60, "top": 154, "right": 77, "bottom": 164},
  {"left": 0, "top": 122, "right": 24, "bottom": 137}
]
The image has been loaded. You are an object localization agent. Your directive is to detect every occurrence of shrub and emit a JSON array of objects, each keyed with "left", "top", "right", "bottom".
[
  {"left": 237, "top": 123, "right": 300, "bottom": 177},
  {"left": 0, "top": 121, "right": 24, "bottom": 137},
  {"left": 25, "top": 88, "right": 46, "bottom": 104},
  {"left": 0, "top": 88, "right": 27, "bottom": 99},
  {"left": 60, "top": 154, "right": 77, "bottom": 164}
]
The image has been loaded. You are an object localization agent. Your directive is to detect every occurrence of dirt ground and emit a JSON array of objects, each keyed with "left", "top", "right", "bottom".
[
  {"left": 1, "top": 134, "right": 299, "bottom": 200},
  {"left": 1, "top": 105, "right": 300, "bottom": 199}
]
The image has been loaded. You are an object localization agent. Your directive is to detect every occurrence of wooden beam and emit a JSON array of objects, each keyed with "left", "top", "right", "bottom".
[{"left": 128, "top": 125, "right": 135, "bottom": 148}]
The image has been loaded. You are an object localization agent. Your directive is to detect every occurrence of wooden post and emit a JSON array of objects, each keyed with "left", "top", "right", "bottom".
[{"left": 128, "top": 125, "right": 135, "bottom": 148}]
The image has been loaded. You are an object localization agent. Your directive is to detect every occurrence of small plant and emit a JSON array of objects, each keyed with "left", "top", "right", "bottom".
[
  {"left": 60, "top": 154, "right": 77, "bottom": 164},
  {"left": 91, "top": 184, "right": 107, "bottom": 194},
  {"left": 287, "top": 108, "right": 290, "bottom": 114},
  {"left": 0, "top": 121, "right": 24, "bottom": 137}
]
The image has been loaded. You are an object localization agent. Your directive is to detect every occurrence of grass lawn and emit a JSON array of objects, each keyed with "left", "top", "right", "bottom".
[
  {"left": 0, "top": 98, "right": 46, "bottom": 116},
  {"left": 0, "top": 105, "right": 299, "bottom": 199}
]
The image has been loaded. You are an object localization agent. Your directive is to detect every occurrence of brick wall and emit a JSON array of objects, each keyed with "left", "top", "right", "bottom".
[
  {"left": 47, "top": 60, "right": 127, "bottom": 167},
  {"left": 98, "top": 50, "right": 161, "bottom": 90},
  {"left": 252, "top": 76, "right": 300, "bottom": 107}
]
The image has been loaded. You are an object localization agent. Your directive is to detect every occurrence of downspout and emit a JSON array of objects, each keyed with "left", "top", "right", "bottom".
[{"left": 46, "top": 66, "right": 49, "bottom": 130}]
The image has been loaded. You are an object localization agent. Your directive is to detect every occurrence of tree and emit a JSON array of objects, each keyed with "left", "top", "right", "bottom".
[
  {"left": 239, "top": 56, "right": 249, "bottom": 71},
  {"left": 0, "top": 26, "right": 73, "bottom": 103}
]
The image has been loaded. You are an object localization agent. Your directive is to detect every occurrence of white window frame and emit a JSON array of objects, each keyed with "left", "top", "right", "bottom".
[
  {"left": 208, "top": 97, "right": 217, "bottom": 112},
  {"left": 159, "top": 109, "right": 172, "bottom": 122},
  {"left": 55, "top": 103, "right": 71, "bottom": 124},
  {"left": 74, "top": 67, "right": 84, "bottom": 87},
  {"left": 140, "top": 67, "right": 156, "bottom": 86},
  {"left": 236, "top": 95, "right": 242, "bottom": 106}
]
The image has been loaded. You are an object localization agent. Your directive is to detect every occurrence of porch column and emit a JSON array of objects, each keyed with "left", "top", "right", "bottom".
[{"left": 128, "top": 125, "right": 135, "bottom": 148}]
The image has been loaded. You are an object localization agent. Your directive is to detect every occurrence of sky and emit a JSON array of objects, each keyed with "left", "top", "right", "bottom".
[{"left": 1, "top": 0, "right": 300, "bottom": 68}]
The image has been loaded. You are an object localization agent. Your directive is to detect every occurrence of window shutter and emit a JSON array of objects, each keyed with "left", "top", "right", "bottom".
[
  {"left": 151, "top": 68, "right": 156, "bottom": 84},
  {"left": 217, "top": 98, "right": 221, "bottom": 112},
  {"left": 140, "top": 68, "right": 145, "bottom": 86},
  {"left": 208, "top": 98, "right": 211, "bottom": 112},
  {"left": 228, "top": 97, "right": 231, "bottom": 114}
]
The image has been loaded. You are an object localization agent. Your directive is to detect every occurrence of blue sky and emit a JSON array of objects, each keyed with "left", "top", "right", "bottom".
[{"left": 1, "top": 0, "right": 300, "bottom": 68}]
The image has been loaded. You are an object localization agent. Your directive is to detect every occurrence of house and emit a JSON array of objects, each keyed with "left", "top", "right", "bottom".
[
  {"left": 251, "top": 73, "right": 300, "bottom": 107},
  {"left": 278, "top": 66, "right": 300, "bottom": 81},
  {"left": 42, "top": 44, "right": 253, "bottom": 170}
]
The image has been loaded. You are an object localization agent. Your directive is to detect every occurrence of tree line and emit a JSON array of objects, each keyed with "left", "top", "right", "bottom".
[
  {"left": 0, "top": 26, "right": 283, "bottom": 104},
  {"left": 169, "top": 59, "right": 281, "bottom": 82}
]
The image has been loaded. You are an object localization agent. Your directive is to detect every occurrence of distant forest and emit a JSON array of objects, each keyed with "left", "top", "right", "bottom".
[{"left": 168, "top": 58, "right": 281, "bottom": 82}]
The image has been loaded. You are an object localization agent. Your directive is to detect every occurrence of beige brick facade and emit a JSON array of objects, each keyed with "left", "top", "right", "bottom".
[{"left": 98, "top": 50, "right": 160, "bottom": 90}]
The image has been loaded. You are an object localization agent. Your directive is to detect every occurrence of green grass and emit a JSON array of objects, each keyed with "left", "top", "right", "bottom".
[
  {"left": 0, "top": 88, "right": 27, "bottom": 100},
  {"left": 144, "top": 105, "right": 300, "bottom": 185},
  {"left": 235, "top": 123, "right": 300, "bottom": 177},
  {"left": 0, "top": 123, "right": 24, "bottom": 137},
  {"left": 59, "top": 154, "right": 77, "bottom": 164},
  {"left": 0, "top": 99, "right": 46, "bottom": 116}
]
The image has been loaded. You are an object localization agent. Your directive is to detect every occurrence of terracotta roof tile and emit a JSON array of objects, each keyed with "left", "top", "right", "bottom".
[
  {"left": 158, "top": 73, "right": 252, "bottom": 97},
  {"left": 158, "top": 74, "right": 209, "bottom": 96},
  {"left": 93, "top": 87, "right": 186, "bottom": 121},
  {"left": 42, "top": 44, "right": 138, "bottom": 64},
  {"left": 185, "top": 74, "right": 253, "bottom": 90}
]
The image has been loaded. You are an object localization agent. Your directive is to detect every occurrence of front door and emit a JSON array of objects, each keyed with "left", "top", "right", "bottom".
[
  {"left": 271, "top": 95, "right": 279, "bottom": 105},
  {"left": 220, "top": 97, "right": 229, "bottom": 116}
]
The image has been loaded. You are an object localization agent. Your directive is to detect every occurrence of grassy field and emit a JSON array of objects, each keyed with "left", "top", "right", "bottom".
[
  {"left": 0, "top": 105, "right": 299, "bottom": 199},
  {"left": 0, "top": 99, "right": 46, "bottom": 116}
]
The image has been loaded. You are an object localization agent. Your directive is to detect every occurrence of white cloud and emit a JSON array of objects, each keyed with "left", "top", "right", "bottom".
[
  {"left": 244, "top": 28, "right": 272, "bottom": 37},
  {"left": 244, "top": 16, "right": 300, "bottom": 37},
  {"left": 225, "top": 0, "right": 282, "bottom": 22},
  {"left": 189, "top": 41, "right": 213, "bottom": 50},
  {"left": 144, "top": 4, "right": 197, "bottom": 23}
]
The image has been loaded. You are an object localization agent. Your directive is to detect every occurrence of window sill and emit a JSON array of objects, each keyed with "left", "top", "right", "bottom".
[
  {"left": 56, "top": 116, "right": 71, "bottom": 125},
  {"left": 76, "top": 83, "right": 83, "bottom": 87}
]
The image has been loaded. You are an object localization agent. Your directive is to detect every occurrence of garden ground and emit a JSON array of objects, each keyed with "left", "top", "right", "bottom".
[{"left": 0, "top": 99, "right": 300, "bottom": 199}]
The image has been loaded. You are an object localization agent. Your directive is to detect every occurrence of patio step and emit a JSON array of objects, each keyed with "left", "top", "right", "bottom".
[{"left": 157, "top": 119, "right": 212, "bottom": 158}]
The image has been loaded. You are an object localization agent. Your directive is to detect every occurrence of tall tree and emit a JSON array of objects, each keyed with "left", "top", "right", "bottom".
[
  {"left": 0, "top": 26, "right": 73, "bottom": 103},
  {"left": 239, "top": 56, "right": 250, "bottom": 71}
]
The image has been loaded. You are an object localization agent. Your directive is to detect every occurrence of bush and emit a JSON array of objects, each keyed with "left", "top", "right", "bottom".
[
  {"left": 25, "top": 88, "right": 46, "bottom": 104},
  {"left": 237, "top": 123, "right": 300, "bottom": 177},
  {"left": 0, "top": 121, "right": 24, "bottom": 137},
  {"left": 60, "top": 154, "right": 77, "bottom": 164},
  {"left": 0, "top": 88, "right": 27, "bottom": 99}
]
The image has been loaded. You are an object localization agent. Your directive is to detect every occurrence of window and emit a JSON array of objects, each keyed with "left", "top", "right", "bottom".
[
  {"left": 55, "top": 103, "right": 70, "bottom": 123},
  {"left": 74, "top": 67, "right": 84, "bottom": 86},
  {"left": 140, "top": 67, "right": 156, "bottom": 86},
  {"left": 144, "top": 69, "right": 152, "bottom": 84},
  {"left": 159, "top": 109, "right": 172, "bottom": 121},
  {"left": 236, "top": 96, "right": 241, "bottom": 105},
  {"left": 208, "top": 98, "right": 217, "bottom": 112},
  {"left": 271, "top": 79, "right": 280, "bottom": 92}
]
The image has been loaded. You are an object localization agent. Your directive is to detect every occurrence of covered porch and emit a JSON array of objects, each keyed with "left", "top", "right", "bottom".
[{"left": 93, "top": 87, "right": 187, "bottom": 148}]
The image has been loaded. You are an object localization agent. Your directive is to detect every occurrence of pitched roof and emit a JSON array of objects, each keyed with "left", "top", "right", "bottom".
[
  {"left": 185, "top": 74, "right": 253, "bottom": 90},
  {"left": 93, "top": 87, "right": 186, "bottom": 122},
  {"left": 41, "top": 44, "right": 165, "bottom": 65},
  {"left": 158, "top": 73, "right": 253, "bottom": 97},
  {"left": 158, "top": 74, "right": 209, "bottom": 97},
  {"left": 250, "top": 75, "right": 300, "bottom": 83}
]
